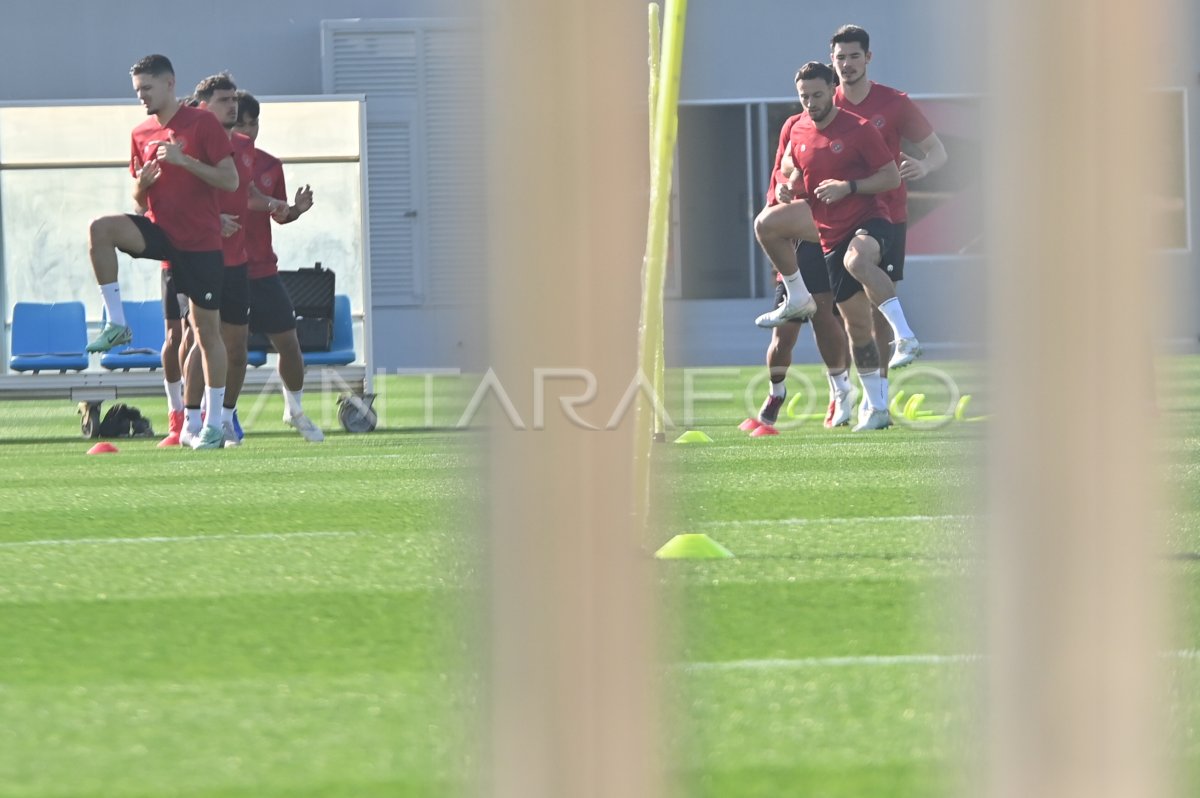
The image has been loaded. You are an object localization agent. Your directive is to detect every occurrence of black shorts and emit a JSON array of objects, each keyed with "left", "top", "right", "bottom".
[
  {"left": 825, "top": 217, "right": 893, "bottom": 304},
  {"left": 220, "top": 264, "right": 250, "bottom": 326},
  {"left": 248, "top": 274, "right": 297, "bottom": 335},
  {"left": 127, "top": 215, "right": 222, "bottom": 311},
  {"left": 882, "top": 221, "right": 907, "bottom": 282},
  {"left": 769, "top": 240, "right": 829, "bottom": 324},
  {"left": 161, "top": 269, "right": 184, "bottom": 321},
  {"left": 796, "top": 240, "right": 830, "bottom": 294}
]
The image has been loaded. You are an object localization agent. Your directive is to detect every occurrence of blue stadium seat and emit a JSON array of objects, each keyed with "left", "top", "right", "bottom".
[
  {"left": 9, "top": 301, "right": 89, "bottom": 373},
  {"left": 100, "top": 300, "right": 165, "bottom": 371},
  {"left": 247, "top": 348, "right": 267, "bottom": 367},
  {"left": 302, "top": 295, "right": 356, "bottom": 366}
]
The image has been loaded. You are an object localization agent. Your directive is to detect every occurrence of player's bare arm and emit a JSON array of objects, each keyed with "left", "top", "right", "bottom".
[
  {"left": 813, "top": 161, "right": 900, "bottom": 205},
  {"left": 772, "top": 141, "right": 801, "bottom": 203},
  {"left": 277, "top": 184, "right": 314, "bottom": 225},
  {"left": 899, "top": 132, "right": 948, "bottom": 181},
  {"left": 247, "top": 181, "right": 288, "bottom": 218},
  {"left": 220, "top": 213, "right": 240, "bottom": 238},
  {"left": 293, "top": 184, "right": 314, "bottom": 215},
  {"left": 190, "top": 154, "right": 238, "bottom": 192},
  {"left": 131, "top": 160, "right": 160, "bottom": 208},
  {"left": 150, "top": 135, "right": 239, "bottom": 192}
]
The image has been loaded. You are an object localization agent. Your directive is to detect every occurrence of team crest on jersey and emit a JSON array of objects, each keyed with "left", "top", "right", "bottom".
[
  {"left": 260, "top": 175, "right": 273, "bottom": 188},
  {"left": 242, "top": 153, "right": 253, "bottom": 167},
  {"left": 872, "top": 115, "right": 886, "bottom": 128},
  {"left": 830, "top": 140, "right": 844, "bottom": 153}
]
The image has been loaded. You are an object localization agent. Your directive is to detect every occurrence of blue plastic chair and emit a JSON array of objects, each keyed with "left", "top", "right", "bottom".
[
  {"left": 303, "top": 295, "right": 356, "bottom": 366},
  {"left": 9, "top": 301, "right": 89, "bottom": 373},
  {"left": 99, "top": 300, "right": 165, "bottom": 371}
]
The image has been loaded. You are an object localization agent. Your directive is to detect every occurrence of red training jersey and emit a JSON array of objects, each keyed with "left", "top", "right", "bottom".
[
  {"left": 130, "top": 104, "right": 233, "bottom": 253},
  {"left": 834, "top": 82, "right": 934, "bottom": 223},
  {"left": 245, "top": 147, "right": 286, "bottom": 279},
  {"left": 787, "top": 108, "right": 895, "bottom": 252},
  {"left": 218, "top": 132, "right": 256, "bottom": 267}
]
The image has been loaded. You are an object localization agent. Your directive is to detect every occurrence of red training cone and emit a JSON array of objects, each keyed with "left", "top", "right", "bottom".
[
  {"left": 739, "top": 418, "right": 762, "bottom": 432},
  {"left": 749, "top": 425, "right": 779, "bottom": 437},
  {"left": 87, "top": 442, "right": 119, "bottom": 454}
]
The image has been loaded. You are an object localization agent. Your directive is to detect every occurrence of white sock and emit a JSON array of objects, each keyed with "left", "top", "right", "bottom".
[
  {"left": 100, "top": 283, "right": 126, "bottom": 326},
  {"left": 185, "top": 407, "right": 203, "bottom": 434},
  {"left": 859, "top": 369, "right": 885, "bottom": 411},
  {"left": 283, "top": 388, "right": 304, "bottom": 418},
  {"left": 781, "top": 271, "right": 812, "bottom": 305},
  {"left": 769, "top": 380, "right": 786, "bottom": 398},
  {"left": 204, "top": 387, "right": 226, "bottom": 430},
  {"left": 222, "top": 405, "right": 235, "bottom": 425},
  {"left": 826, "top": 369, "right": 852, "bottom": 398},
  {"left": 164, "top": 379, "right": 184, "bottom": 412},
  {"left": 880, "top": 376, "right": 889, "bottom": 409},
  {"left": 877, "top": 297, "right": 915, "bottom": 341}
]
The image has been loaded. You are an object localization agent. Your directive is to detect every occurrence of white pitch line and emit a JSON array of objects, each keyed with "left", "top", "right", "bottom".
[
  {"left": 679, "top": 650, "right": 1200, "bottom": 672},
  {"left": 697, "top": 514, "right": 974, "bottom": 527},
  {"left": 0, "top": 530, "right": 366, "bottom": 550}
]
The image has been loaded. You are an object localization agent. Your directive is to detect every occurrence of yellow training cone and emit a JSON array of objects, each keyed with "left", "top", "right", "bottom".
[{"left": 654, "top": 533, "right": 734, "bottom": 559}]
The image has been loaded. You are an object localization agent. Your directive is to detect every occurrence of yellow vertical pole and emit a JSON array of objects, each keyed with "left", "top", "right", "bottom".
[{"left": 636, "top": 0, "right": 687, "bottom": 525}]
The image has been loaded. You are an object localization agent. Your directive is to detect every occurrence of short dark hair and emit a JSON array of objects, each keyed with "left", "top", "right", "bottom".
[
  {"left": 193, "top": 72, "right": 237, "bottom": 103},
  {"left": 794, "top": 61, "right": 838, "bottom": 86},
  {"left": 131, "top": 54, "right": 174, "bottom": 77},
  {"left": 235, "top": 90, "right": 260, "bottom": 122},
  {"left": 830, "top": 24, "right": 870, "bottom": 52}
]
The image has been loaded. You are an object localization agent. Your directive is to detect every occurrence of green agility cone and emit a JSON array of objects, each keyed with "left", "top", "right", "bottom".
[{"left": 654, "top": 533, "right": 734, "bottom": 559}]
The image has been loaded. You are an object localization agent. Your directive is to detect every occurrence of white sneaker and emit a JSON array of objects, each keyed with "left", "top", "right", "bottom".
[
  {"left": 221, "top": 420, "right": 242, "bottom": 447},
  {"left": 190, "top": 424, "right": 225, "bottom": 449},
  {"left": 825, "top": 390, "right": 853, "bottom": 428},
  {"left": 852, "top": 408, "right": 892, "bottom": 432},
  {"left": 889, "top": 337, "right": 922, "bottom": 370},
  {"left": 179, "top": 427, "right": 199, "bottom": 448},
  {"left": 284, "top": 412, "right": 325, "bottom": 442},
  {"left": 858, "top": 395, "right": 870, "bottom": 427},
  {"left": 755, "top": 295, "right": 817, "bottom": 328}
]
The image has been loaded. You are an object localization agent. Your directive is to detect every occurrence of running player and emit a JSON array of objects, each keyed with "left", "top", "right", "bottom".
[
  {"left": 781, "top": 61, "right": 903, "bottom": 431},
  {"left": 752, "top": 28, "right": 946, "bottom": 428},
  {"left": 230, "top": 90, "right": 324, "bottom": 442},
  {"left": 87, "top": 54, "right": 238, "bottom": 449}
]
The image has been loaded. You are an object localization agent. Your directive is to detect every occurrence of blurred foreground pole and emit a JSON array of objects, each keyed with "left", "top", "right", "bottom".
[
  {"left": 482, "top": 2, "right": 661, "bottom": 798},
  {"left": 985, "top": 1, "right": 1170, "bottom": 797}
]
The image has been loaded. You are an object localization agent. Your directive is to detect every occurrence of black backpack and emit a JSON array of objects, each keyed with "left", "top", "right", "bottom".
[{"left": 98, "top": 404, "right": 155, "bottom": 438}]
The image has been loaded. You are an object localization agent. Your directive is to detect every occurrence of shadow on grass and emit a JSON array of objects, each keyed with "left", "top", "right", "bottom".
[{"left": 0, "top": 426, "right": 480, "bottom": 446}]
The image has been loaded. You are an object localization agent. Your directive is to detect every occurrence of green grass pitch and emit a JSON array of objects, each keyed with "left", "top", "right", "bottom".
[{"left": 0, "top": 361, "right": 1196, "bottom": 796}]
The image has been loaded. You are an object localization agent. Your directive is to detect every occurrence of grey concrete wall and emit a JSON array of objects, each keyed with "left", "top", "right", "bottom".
[
  {"left": 1184, "top": 0, "right": 1200, "bottom": 348},
  {"left": 680, "top": 0, "right": 983, "bottom": 101},
  {"left": 0, "top": 0, "right": 474, "bottom": 99}
]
